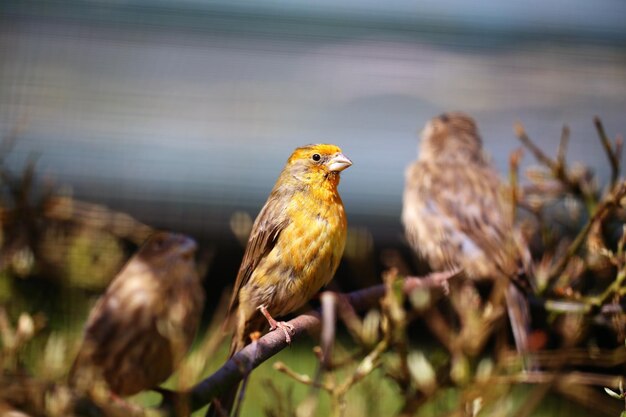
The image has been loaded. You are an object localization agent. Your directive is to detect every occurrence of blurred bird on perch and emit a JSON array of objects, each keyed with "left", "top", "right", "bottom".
[
  {"left": 402, "top": 112, "right": 534, "bottom": 359},
  {"left": 212, "top": 144, "right": 352, "bottom": 416},
  {"left": 70, "top": 231, "right": 205, "bottom": 397}
]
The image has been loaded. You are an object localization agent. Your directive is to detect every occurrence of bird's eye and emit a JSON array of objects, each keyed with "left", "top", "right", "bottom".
[
  {"left": 312, "top": 153, "right": 321, "bottom": 162},
  {"left": 152, "top": 236, "right": 166, "bottom": 250}
]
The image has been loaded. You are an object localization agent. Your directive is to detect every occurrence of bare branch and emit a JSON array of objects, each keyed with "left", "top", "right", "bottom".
[
  {"left": 514, "top": 122, "right": 558, "bottom": 171},
  {"left": 594, "top": 116, "right": 621, "bottom": 188},
  {"left": 319, "top": 292, "right": 338, "bottom": 369},
  {"left": 273, "top": 362, "right": 330, "bottom": 390},
  {"left": 176, "top": 270, "right": 459, "bottom": 413},
  {"left": 546, "top": 181, "right": 626, "bottom": 291},
  {"left": 490, "top": 371, "right": 622, "bottom": 388},
  {"left": 616, "top": 135, "right": 624, "bottom": 169},
  {"left": 556, "top": 125, "right": 571, "bottom": 175},
  {"left": 509, "top": 148, "right": 524, "bottom": 223},
  {"left": 514, "top": 121, "right": 598, "bottom": 211}
]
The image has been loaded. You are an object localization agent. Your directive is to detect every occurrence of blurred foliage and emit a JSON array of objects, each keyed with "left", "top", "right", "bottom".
[
  {"left": 0, "top": 125, "right": 153, "bottom": 314},
  {"left": 0, "top": 118, "right": 625, "bottom": 416}
]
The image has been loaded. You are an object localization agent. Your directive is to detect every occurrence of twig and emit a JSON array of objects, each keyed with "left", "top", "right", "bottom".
[
  {"left": 514, "top": 122, "right": 558, "bottom": 171},
  {"left": 336, "top": 297, "right": 370, "bottom": 347},
  {"left": 516, "top": 347, "right": 626, "bottom": 369},
  {"left": 586, "top": 263, "right": 626, "bottom": 308},
  {"left": 557, "top": 382, "right": 623, "bottom": 417},
  {"left": 616, "top": 135, "right": 624, "bottom": 170},
  {"left": 545, "top": 181, "right": 626, "bottom": 292},
  {"left": 333, "top": 337, "right": 389, "bottom": 398},
  {"left": 232, "top": 336, "right": 259, "bottom": 417},
  {"left": 273, "top": 362, "right": 330, "bottom": 390},
  {"left": 556, "top": 125, "right": 570, "bottom": 178},
  {"left": 509, "top": 148, "right": 524, "bottom": 224},
  {"left": 176, "top": 270, "right": 459, "bottom": 413},
  {"left": 319, "top": 292, "right": 337, "bottom": 370},
  {"left": 483, "top": 371, "right": 624, "bottom": 416},
  {"left": 423, "top": 308, "right": 456, "bottom": 354},
  {"left": 294, "top": 291, "right": 338, "bottom": 417},
  {"left": 514, "top": 122, "right": 597, "bottom": 212},
  {"left": 278, "top": 338, "right": 391, "bottom": 417},
  {"left": 594, "top": 116, "right": 621, "bottom": 188},
  {"left": 488, "top": 370, "right": 622, "bottom": 388},
  {"left": 381, "top": 272, "right": 411, "bottom": 391}
]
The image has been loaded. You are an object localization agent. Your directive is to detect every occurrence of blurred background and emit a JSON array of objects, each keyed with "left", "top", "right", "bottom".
[
  {"left": 1, "top": 1, "right": 626, "bottom": 415},
  {"left": 3, "top": 0, "right": 626, "bottom": 245}
]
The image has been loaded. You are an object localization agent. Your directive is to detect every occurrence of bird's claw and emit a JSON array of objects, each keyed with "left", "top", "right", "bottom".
[
  {"left": 258, "top": 305, "right": 295, "bottom": 344},
  {"left": 270, "top": 321, "right": 295, "bottom": 344}
]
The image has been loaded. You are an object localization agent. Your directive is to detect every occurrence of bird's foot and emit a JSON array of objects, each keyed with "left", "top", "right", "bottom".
[
  {"left": 270, "top": 321, "right": 295, "bottom": 344},
  {"left": 258, "top": 305, "right": 295, "bottom": 344}
]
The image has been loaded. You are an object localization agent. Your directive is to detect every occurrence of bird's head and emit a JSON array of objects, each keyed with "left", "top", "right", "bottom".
[
  {"left": 418, "top": 112, "right": 485, "bottom": 163},
  {"left": 137, "top": 231, "right": 198, "bottom": 269},
  {"left": 283, "top": 144, "right": 352, "bottom": 187}
]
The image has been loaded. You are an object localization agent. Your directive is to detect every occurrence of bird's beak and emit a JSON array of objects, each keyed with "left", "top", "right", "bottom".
[
  {"left": 176, "top": 235, "right": 198, "bottom": 256},
  {"left": 327, "top": 153, "right": 352, "bottom": 172}
]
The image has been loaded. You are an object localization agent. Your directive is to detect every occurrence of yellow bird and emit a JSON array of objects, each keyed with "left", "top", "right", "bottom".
[{"left": 213, "top": 144, "right": 352, "bottom": 416}]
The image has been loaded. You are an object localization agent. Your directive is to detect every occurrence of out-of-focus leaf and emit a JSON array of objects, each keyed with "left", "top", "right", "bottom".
[
  {"left": 450, "top": 354, "right": 470, "bottom": 386},
  {"left": 40, "top": 333, "right": 68, "bottom": 379},
  {"left": 16, "top": 313, "right": 34, "bottom": 342},
  {"left": 476, "top": 358, "right": 494, "bottom": 382},
  {"left": 407, "top": 351, "right": 436, "bottom": 393},
  {"left": 408, "top": 288, "right": 431, "bottom": 311},
  {"left": 361, "top": 310, "right": 381, "bottom": 347},
  {"left": 604, "top": 387, "right": 623, "bottom": 400}
]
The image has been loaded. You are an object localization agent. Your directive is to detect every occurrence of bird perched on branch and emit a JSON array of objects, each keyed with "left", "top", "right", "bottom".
[
  {"left": 402, "top": 112, "right": 534, "bottom": 361},
  {"left": 211, "top": 144, "right": 352, "bottom": 416},
  {"left": 70, "top": 231, "right": 204, "bottom": 397}
]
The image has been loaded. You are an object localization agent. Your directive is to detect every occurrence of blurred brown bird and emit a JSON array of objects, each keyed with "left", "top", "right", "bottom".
[
  {"left": 70, "top": 231, "right": 205, "bottom": 397},
  {"left": 402, "top": 112, "right": 533, "bottom": 360},
  {"left": 210, "top": 144, "right": 352, "bottom": 416}
]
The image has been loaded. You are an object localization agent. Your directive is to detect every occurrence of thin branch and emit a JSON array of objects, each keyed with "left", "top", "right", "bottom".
[
  {"left": 556, "top": 125, "right": 570, "bottom": 174},
  {"left": 293, "top": 291, "right": 338, "bottom": 417},
  {"left": 616, "top": 135, "right": 624, "bottom": 170},
  {"left": 514, "top": 122, "right": 558, "bottom": 171},
  {"left": 232, "top": 336, "right": 259, "bottom": 417},
  {"left": 175, "top": 270, "right": 459, "bottom": 413},
  {"left": 556, "top": 383, "right": 624, "bottom": 417},
  {"left": 509, "top": 148, "right": 524, "bottom": 229},
  {"left": 545, "top": 181, "right": 626, "bottom": 291},
  {"left": 594, "top": 116, "right": 621, "bottom": 188},
  {"left": 273, "top": 362, "right": 330, "bottom": 391},
  {"left": 586, "top": 263, "right": 626, "bottom": 308},
  {"left": 334, "top": 337, "right": 389, "bottom": 398},
  {"left": 319, "top": 291, "right": 337, "bottom": 369},
  {"left": 514, "top": 121, "right": 598, "bottom": 212},
  {"left": 490, "top": 371, "right": 622, "bottom": 388},
  {"left": 524, "top": 347, "right": 626, "bottom": 369}
]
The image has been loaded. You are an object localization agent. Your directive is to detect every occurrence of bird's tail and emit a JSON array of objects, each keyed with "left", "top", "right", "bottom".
[{"left": 505, "top": 282, "right": 537, "bottom": 370}]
